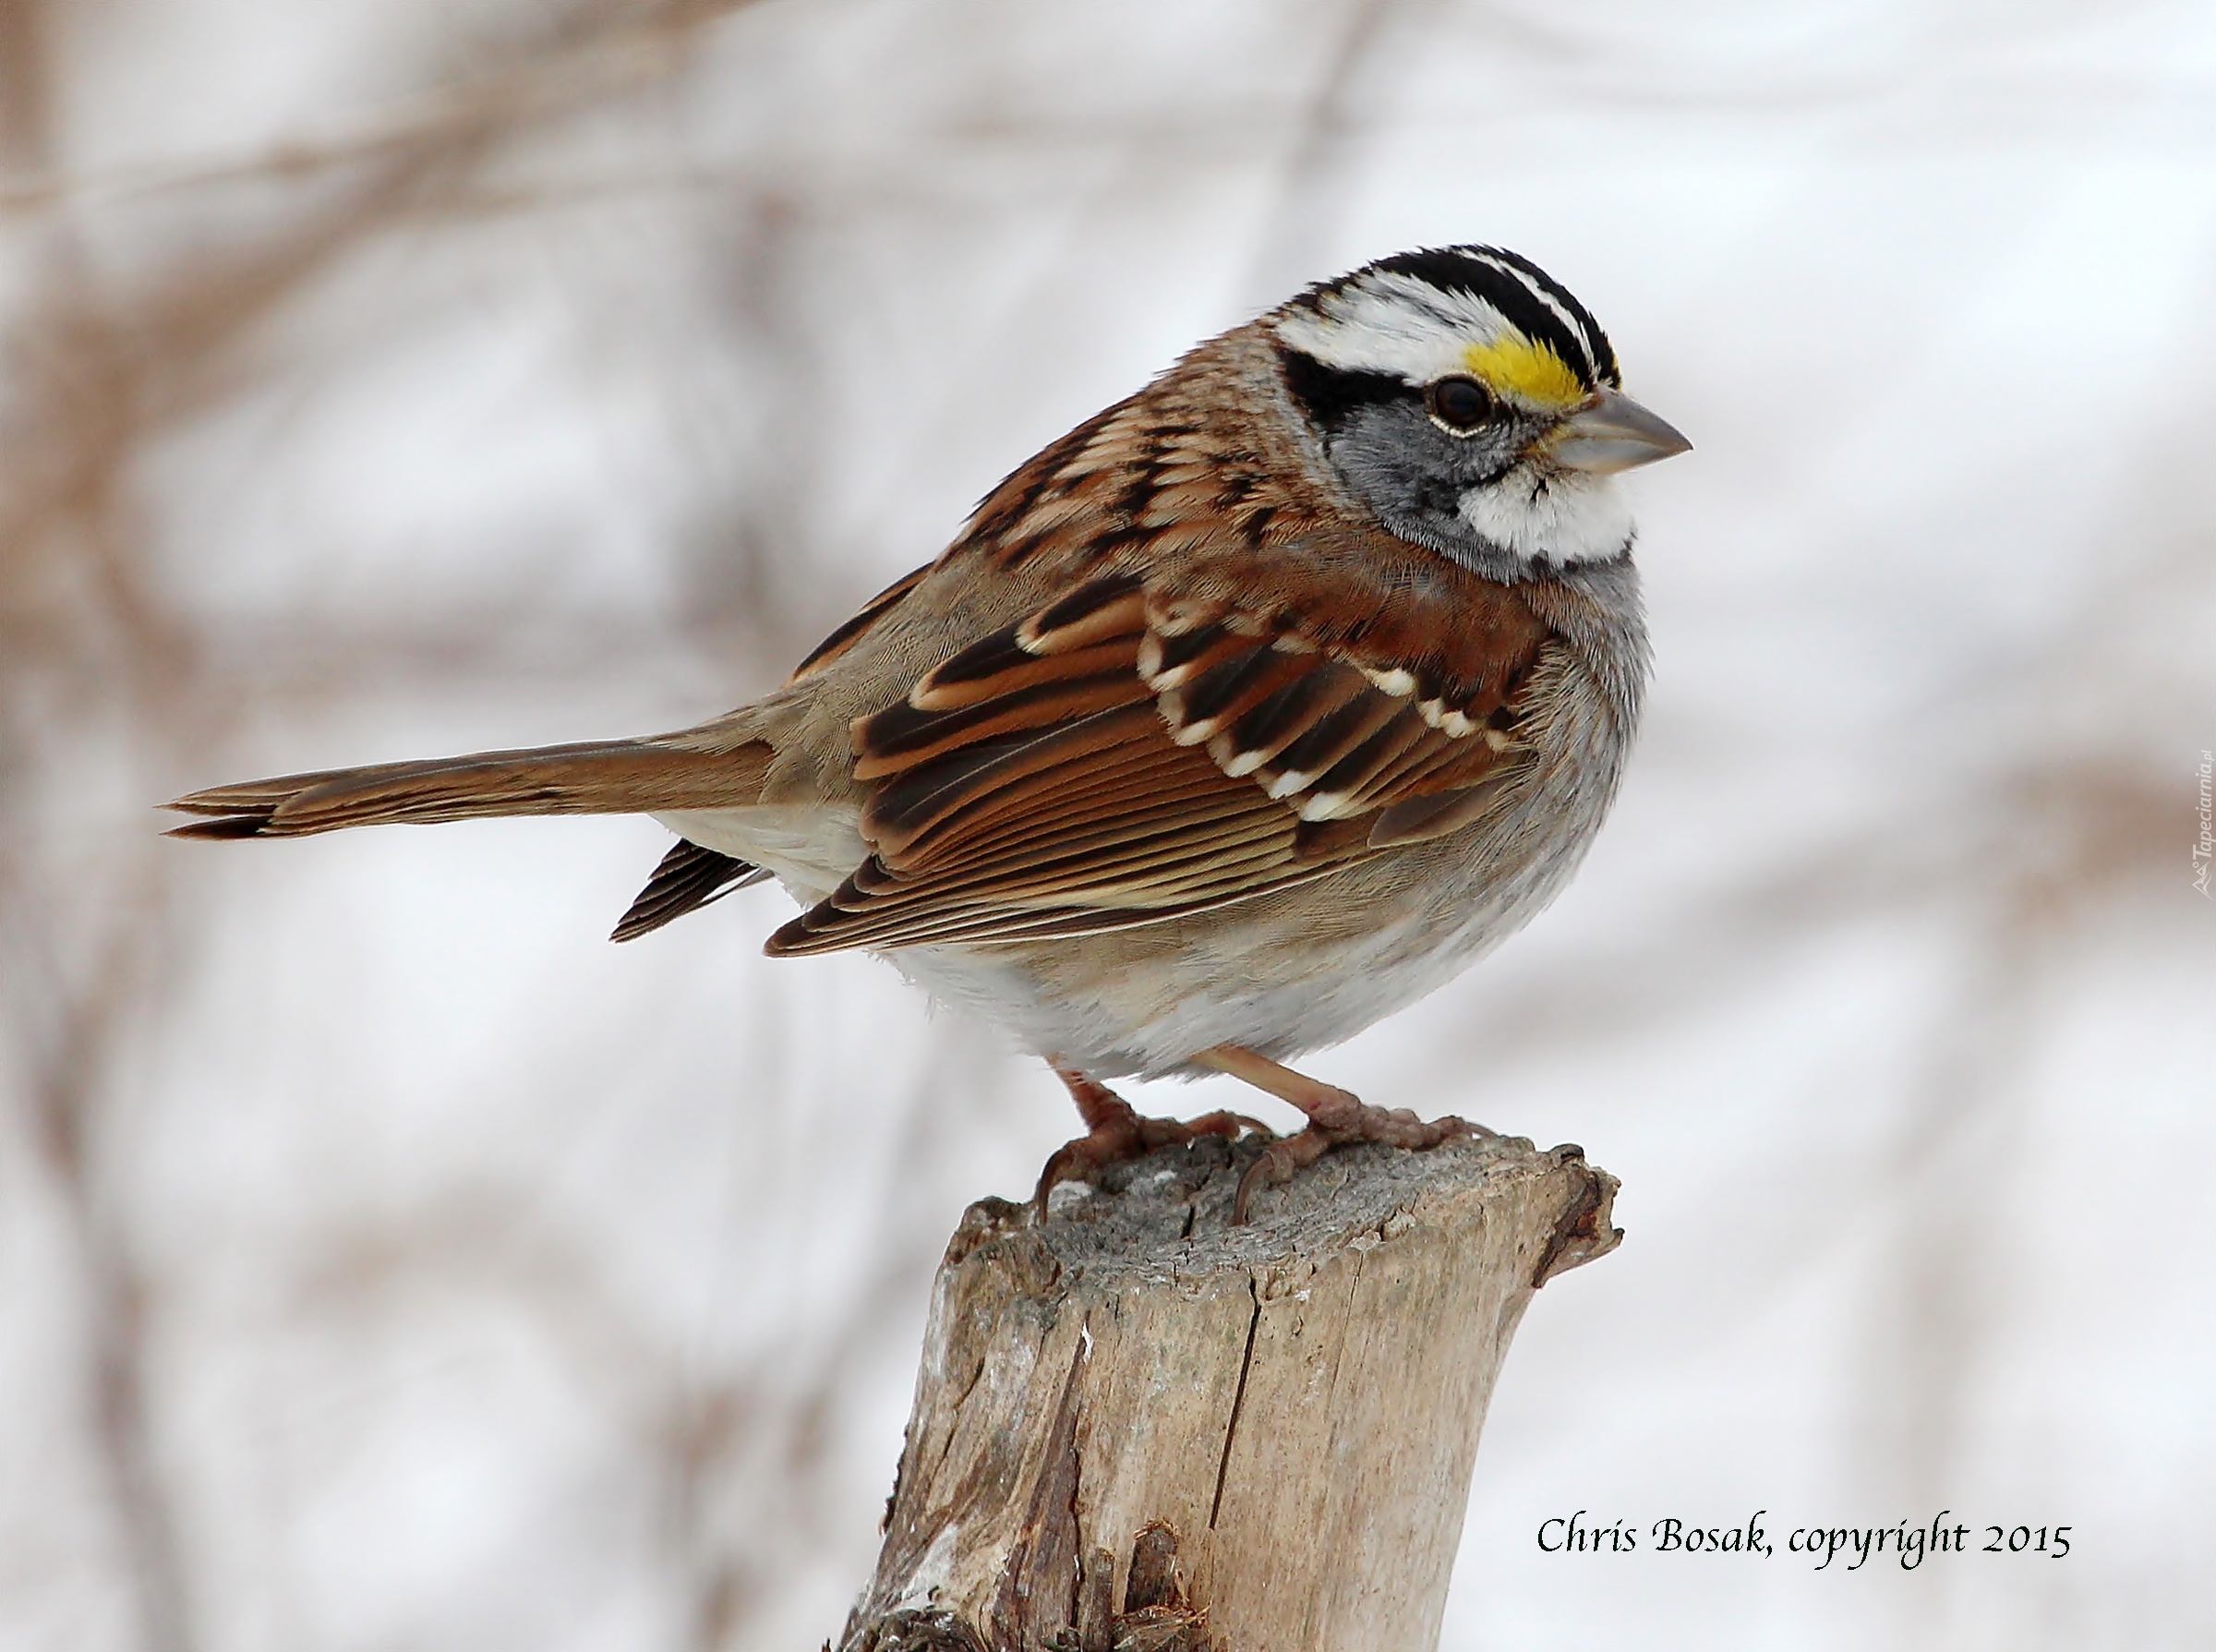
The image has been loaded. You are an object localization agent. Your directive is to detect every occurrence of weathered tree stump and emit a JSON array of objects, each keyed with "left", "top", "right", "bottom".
[{"left": 837, "top": 1130, "right": 1620, "bottom": 1652}]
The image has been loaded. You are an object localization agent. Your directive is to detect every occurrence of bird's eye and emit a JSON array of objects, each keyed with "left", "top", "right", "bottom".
[{"left": 1427, "top": 376, "right": 1493, "bottom": 432}]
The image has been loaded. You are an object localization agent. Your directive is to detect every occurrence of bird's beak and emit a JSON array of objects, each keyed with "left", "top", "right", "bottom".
[{"left": 1548, "top": 388, "right": 1692, "bottom": 474}]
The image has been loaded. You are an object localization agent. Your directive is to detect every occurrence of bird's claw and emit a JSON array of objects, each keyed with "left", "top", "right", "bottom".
[{"left": 1229, "top": 1092, "right": 1487, "bottom": 1224}]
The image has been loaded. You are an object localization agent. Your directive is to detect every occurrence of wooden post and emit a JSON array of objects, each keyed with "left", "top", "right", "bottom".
[{"left": 837, "top": 1131, "right": 1620, "bottom": 1652}]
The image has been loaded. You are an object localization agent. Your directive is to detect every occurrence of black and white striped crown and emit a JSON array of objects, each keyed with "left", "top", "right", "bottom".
[{"left": 1277, "top": 246, "right": 1620, "bottom": 404}]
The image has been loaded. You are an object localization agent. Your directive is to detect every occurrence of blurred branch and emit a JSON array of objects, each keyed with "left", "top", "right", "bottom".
[
  {"left": 0, "top": 0, "right": 775, "bottom": 216},
  {"left": 0, "top": 6, "right": 776, "bottom": 1649},
  {"left": 1236, "top": 0, "right": 1420, "bottom": 299}
]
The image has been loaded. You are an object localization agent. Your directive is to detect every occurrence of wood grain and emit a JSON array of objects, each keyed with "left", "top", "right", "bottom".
[{"left": 837, "top": 1133, "right": 1620, "bottom": 1652}]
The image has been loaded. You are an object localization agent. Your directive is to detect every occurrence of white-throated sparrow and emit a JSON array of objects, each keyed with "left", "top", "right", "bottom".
[{"left": 171, "top": 247, "right": 1688, "bottom": 1215}]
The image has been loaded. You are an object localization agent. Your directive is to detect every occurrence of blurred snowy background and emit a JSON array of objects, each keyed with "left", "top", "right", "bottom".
[{"left": 3, "top": 2, "right": 2212, "bottom": 1648}]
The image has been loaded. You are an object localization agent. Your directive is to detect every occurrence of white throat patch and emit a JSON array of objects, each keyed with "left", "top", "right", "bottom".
[{"left": 1459, "top": 461, "right": 1633, "bottom": 566}]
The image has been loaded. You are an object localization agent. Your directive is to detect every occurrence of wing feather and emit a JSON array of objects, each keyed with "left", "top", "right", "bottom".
[{"left": 765, "top": 573, "right": 1555, "bottom": 956}]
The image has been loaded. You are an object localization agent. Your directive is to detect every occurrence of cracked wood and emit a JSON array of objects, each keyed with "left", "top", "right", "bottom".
[{"left": 837, "top": 1132, "right": 1620, "bottom": 1652}]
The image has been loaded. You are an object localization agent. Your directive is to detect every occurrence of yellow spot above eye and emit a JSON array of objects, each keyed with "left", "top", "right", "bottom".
[{"left": 1462, "top": 334, "right": 1585, "bottom": 411}]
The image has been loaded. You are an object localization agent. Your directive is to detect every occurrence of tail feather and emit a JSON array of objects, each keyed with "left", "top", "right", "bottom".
[
  {"left": 166, "top": 737, "right": 772, "bottom": 839},
  {"left": 609, "top": 839, "right": 769, "bottom": 942}
]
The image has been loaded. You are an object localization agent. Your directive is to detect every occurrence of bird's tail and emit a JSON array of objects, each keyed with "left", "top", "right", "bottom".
[{"left": 165, "top": 736, "right": 772, "bottom": 839}]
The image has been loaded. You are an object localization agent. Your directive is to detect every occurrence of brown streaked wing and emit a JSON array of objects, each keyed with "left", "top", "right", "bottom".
[
  {"left": 1141, "top": 602, "right": 1542, "bottom": 827},
  {"left": 765, "top": 573, "right": 1555, "bottom": 956}
]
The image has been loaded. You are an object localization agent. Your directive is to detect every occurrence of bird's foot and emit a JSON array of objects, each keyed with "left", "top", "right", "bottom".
[
  {"left": 1195, "top": 1044, "right": 1494, "bottom": 1223},
  {"left": 1034, "top": 1067, "right": 1270, "bottom": 1215}
]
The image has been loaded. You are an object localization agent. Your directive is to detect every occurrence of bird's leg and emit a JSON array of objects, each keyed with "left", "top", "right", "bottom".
[
  {"left": 1032, "top": 1063, "right": 1270, "bottom": 1213},
  {"left": 1194, "top": 1044, "right": 1493, "bottom": 1223}
]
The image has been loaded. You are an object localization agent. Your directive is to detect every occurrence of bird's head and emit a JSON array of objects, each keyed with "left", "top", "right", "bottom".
[{"left": 1273, "top": 246, "right": 1689, "bottom": 580}]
